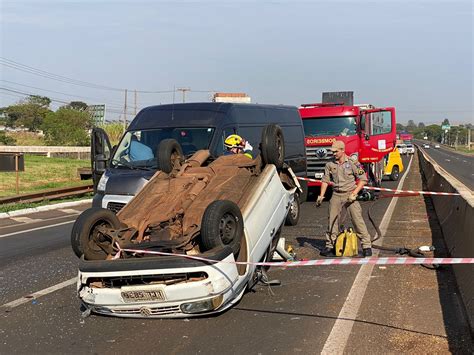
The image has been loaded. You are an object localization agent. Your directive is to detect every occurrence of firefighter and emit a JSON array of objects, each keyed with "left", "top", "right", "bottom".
[
  {"left": 224, "top": 134, "right": 253, "bottom": 158},
  {"left": 316, "top": 140, "right": 372, "bottom": 257}
]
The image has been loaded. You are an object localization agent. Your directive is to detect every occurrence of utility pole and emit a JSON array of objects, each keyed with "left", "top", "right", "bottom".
[
  {"left": 468, "top": 128, "right": 471, "bottom": 150},
  {"left": 134, "top": 90, "right": 137, "bottom": 116},
  {"left": 123, "top": 89, "right": 128, "bottom": 130},
  {"left": 177, "top": 87, "right": 191, "bottom": 103}
]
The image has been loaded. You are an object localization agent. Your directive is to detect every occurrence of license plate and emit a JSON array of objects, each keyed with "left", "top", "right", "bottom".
[
  {"left": 121, "top": 288, "right": 165, "bottom": 303},
  {"left": 314, "top": 173, "right": 324, "bottom": 179}
]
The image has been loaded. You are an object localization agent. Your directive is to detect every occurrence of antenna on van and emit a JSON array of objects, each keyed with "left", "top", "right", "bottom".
[{"left": 171, "top": 85, "right": 175, "bottom": 121}]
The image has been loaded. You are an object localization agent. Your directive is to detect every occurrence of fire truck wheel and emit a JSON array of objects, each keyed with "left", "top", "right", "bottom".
[
  {"left": 285, "top": 194, "right": 301, "bottom": 226},
  {"left": 201, "top": 200, "right": 243, "bottom": 256},
  {"left": 261, "top": 124, "right": 285, "bottom": 170},
  {"left": 158, "top": 139, "right": 184, "bottom": 174},
  {"left": 71, "top": 208, "right": 123, "bottom": 260},
  {"left": 390, "top": 165, "right": 400, "bottom": 181}
]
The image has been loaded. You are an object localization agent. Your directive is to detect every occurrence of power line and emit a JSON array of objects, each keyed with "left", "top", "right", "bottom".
[
  {"left": 0, "top": 79, "right": 125, "bottom": 108},
  {"left": 0, "top": 87, "right": 138, "bottom": 115},
  {"left": 0, "top": 57, "right": 175, "bottom": 94}
]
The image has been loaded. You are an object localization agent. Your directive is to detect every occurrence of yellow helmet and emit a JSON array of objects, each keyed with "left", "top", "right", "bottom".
[{"left": 224, "top": 134, "right": 244, "bottom": 149}]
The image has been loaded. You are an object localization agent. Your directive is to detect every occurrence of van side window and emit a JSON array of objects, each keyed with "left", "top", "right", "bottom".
[
  {"left": 218, "top": 127, "right": 237, "bottom": 156},
  {"left": 237, "top": 126, "right": 262, "bottom": 158}
]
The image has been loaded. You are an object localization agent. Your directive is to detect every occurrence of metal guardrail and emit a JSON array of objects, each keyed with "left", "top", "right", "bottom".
[{"left": 0, "top": 185, "right": 94, "bottom": 205}]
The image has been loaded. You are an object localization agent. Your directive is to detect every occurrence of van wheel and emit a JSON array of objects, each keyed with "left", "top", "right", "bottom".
[
  {"left": 71, "top": 208, "right": 123, "bottom": 260},
  {"left": 390, "top": 166, "right": 400, "bottom": 181},
  {"left": 285, "top": 194, "right": 300, "bottom": 226},
  {"left": 201, "top": 200, "right": 243, "bottom": 256},
  {"left": 158, "top": 139, "right": 184, "bottom": 174},
  {"left": 261, "top": 124, "right": 285, "bottom": 170}
]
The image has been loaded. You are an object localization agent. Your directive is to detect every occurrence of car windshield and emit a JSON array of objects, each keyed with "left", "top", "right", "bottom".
[
  {"left": 303, "top": 116, "right": 357, "bottom": 137},
  {"left": 111, "top": 127, "right": 215, "bottom": 169}
]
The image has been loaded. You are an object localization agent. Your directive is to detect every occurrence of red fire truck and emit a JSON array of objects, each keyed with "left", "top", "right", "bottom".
[{"left": 299, "top": 100, "right": 397, "bottom": 188}]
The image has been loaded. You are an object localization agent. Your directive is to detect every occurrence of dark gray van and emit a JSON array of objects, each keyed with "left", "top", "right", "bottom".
[{"left": 92, "top": 102, "right": 307, "bottom": 222}]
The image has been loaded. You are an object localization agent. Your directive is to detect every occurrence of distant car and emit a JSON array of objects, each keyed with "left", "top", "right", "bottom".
[
  {"left": 405, "top": 144, "right": 415, "bottom": 154},
  {"left": 423, "top": 144, "right": 430, "bottom": 149},
  {"left": 396, "top": 144, "right": 407, "bottom": 155},
  {"left": 434, "top": 144, "right": 440, "bottom": 148}
]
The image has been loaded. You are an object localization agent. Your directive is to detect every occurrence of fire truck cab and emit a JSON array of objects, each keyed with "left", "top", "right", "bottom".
[{"left": 299, "top": 102, "right": 396, "bottom": 188}]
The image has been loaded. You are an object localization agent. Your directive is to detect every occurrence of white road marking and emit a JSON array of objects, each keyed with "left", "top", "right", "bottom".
[
  {"left": 10, "top": 216, "right": 42, "bottom": 224},
  {"left": 0, "top": 220, "right": 75, "bottom": 238},
  {"left": 1, "top": 277, "right": 77, "bottom": 309},
  {"left": 59, "top": 208, "right": 80, "bottom": 214},
  {"left": 321, "top": 155, "right": 414, "bottom": 354},
  {"left": 445, "top": 159, "right": 451, "bottom": 162}
]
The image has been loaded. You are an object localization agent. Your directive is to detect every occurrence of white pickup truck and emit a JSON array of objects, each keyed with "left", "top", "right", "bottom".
[{"left": 73, "top": 125, "right": 300, "bottom": 318}]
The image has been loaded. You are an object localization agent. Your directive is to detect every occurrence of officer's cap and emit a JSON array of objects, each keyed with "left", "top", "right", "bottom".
[{"left": 330, "top": 140, "right": 345, "bottom": 152}]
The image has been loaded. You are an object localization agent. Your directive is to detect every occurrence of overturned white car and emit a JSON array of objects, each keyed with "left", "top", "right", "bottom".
[{"left": 74, "top": 125, "right": 301, "bottom": 318}]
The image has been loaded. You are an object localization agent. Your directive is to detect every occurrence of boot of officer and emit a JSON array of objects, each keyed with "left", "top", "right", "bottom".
[{"left": 315, "top": 140, "right": 372, "bottom": 257}]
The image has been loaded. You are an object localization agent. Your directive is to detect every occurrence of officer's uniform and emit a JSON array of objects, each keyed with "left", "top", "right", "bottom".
[{"left": 321, "top": 157, "right": 372, "bottom": 249}]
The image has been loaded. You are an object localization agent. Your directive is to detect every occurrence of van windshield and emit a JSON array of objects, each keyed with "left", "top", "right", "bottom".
[
  {"left": 111, "top": 127, "right": 215, "bottom": 169},
  {"left": 303, "top": 116, "right": 357, "bottom": 137}
]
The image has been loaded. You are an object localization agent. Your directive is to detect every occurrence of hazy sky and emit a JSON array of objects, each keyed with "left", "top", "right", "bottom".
[{"left": 1, "top": 0, "right": 472, "bottom": 124}]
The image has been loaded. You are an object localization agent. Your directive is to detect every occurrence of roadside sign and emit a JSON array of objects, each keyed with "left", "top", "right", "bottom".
[
  {"left": 441, "top": 124, "right": 450, "bottom": 130},
  {"left": 88, "top": 104, "right": 106, "bottom": 125}
]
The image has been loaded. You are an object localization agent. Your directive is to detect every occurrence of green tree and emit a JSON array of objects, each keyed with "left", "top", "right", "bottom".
[
  {"left": 4, "top": 95, "right": 52, "bottom": 131},
  {"left": 0, "top": 131, "right": 16, "bottom": 145},
  {"left": 441, "top": 118, "right": 450, "bottom": 126},
  {"left": 99, "top": 122, "right": 125, "bottom": 146},
  {"left": 42, "top": 107, "right": 92, "bottom": 146},
  {"left": 418, "top": 122, "right": 425, "bottom": 129},
  {"left": 396, "top": 123, "right": 405, "bottom": 133},
  {"left": 424, "top": 124, "right": 443, "bottom": 142},
  {"left": 406, "top": 120, "right": 417, "bottom": 133},
  {"left": 67, "top": 101, "right": 88, "bottom": 111}
]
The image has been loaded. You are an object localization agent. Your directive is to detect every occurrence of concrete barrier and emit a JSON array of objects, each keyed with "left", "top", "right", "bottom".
[
  {"left": 0, "top": 146, "right": 90, "bottom": 159},
  {"left": 417, "top": 147, "right": 474, "bottom": 331}
]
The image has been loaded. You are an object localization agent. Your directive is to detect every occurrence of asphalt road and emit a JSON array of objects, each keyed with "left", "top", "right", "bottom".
[
  {"left": 0, "top": 157, "right": 472, "bottom": 353},
  {"left": 414, "top": 140, "right": 474, "bottom": 189}
]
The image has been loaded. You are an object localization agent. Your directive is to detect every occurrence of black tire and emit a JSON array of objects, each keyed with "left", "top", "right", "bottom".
[
  {"left": 285, "top": 194, "right": 300, "bottom": 226},
  {"left": 390, "top": 165, "right": 400, "bottom": 181},
  {"left": 71, "top": 207, "right": 122, "bottom": 260},
  {"left": 261, "top": 124, "right": 285, "bottom": 170},
  {"left": 201, "top": 200, "right": 243, "bottom": 256},
  {"left": 158, "top": 139, "right": 184, "bottom": 174}
]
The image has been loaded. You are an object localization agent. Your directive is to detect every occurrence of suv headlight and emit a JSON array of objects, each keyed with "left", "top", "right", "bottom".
[{"left": 97, "top": 174, "right": 109, "bottom": 192}]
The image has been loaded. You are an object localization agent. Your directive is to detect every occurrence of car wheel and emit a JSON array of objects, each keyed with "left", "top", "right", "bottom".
[
  {"left": 261, "top": 124, "right": 285, "bottom": 170},
  {"left": 390, "top": 165, "right": 400, "bottom": 181},
  {"left": 158, "top": 139, "right": 184, "bottom": 174},
  {"left": 285, "top": 194, "right": 300, "bottom": 226},
  {"left": 200, "top": 200, "right": 243, "bottom": 256},
  {"left": 71, "top": 208, "right": 123, "bottom": 260}
]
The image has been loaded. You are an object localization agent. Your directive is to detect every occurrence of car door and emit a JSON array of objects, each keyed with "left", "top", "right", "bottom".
[
  {"left": 91, "top": 127, "right": 112, "bottom": 192},
  {"left": 359, "top": 108, "right": 396, "bottom": 161}
]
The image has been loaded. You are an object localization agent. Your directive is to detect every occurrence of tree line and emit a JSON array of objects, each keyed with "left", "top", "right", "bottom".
[
  {"left": 0, "top": 95, "right": 121, "bottom": 146},
  {"left": 397, "top": 119, "right": 472, "bottom": 145}
]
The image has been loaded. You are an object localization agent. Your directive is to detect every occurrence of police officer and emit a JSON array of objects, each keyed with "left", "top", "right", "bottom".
[{"left": 316, "top": 140, "right": 372, "bottom": 257}]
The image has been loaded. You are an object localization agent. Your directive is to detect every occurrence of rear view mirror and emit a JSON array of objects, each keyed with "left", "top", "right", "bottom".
[
  {"left": 95, "top": 153, "right": 107, "bottom": 173},
  {"left": 365, "top": 134, "right": 370, "bottom": 141}
]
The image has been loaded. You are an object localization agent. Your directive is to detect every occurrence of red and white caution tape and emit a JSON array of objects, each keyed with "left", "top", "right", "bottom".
[
  {"left": 113, "top": 246, "right": 473, "bottom": 266},
  {"left": 297, "top": 177, "right": 460, "bottom": 196}
]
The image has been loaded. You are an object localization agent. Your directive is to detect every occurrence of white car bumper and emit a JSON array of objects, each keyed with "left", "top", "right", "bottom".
[{"left": 77, "top": 252, "right": 249, "bottom": 318}]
